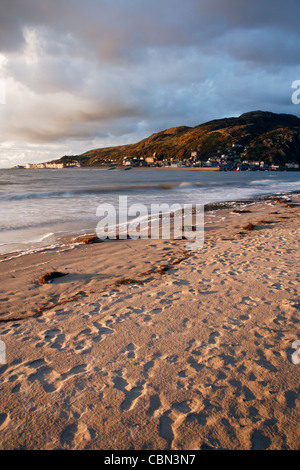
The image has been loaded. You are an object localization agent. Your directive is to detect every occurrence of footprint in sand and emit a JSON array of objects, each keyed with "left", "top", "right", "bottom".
[
  {"left": 182, "top": 317, "right": 194, "bottom": 329},
  {"left": 158, "top": 402, "right": 193, "bottom": 450},
  {"left": 25, "top": 359, "right": 89, "bottom": 393},
  {"left": 111, "top": 371, "right": 147, "bottom": 412},
  {"left": 147, "top": 394, "right": 162, "bottom": 417},
  {"left": 223, "top": 314, "right": 251, "bottom": 331},
  {"left": 240, "top": 296, "right": 258, "bottom": 306},
  {"left": 142, "top": 359, "right": 155, "bottom": 379},
  {"left": 281, "top": 299, "right": 300, "bottom": 313},
  {"left": 120, "top": 343, "right": 138, "bottom": 359},
  {"left": 150, "top": 308, "right": 163, "bottom": 315},
  {"left": 0, "top": 413, "right": 10, "bottom": 431},
  {"left": 142, "top": 314, "right": 152, "bottom": 324},
  {"left": 159, "top": 411, "right": 175, "bottom": 449},
  {"left": 73, "top": 328, "right": 94, "bottom": 353},
  {"left": 60, "top": 422, "right": 96, "bottom": 448},
  {"left": 92, "top": 322, "right": 114, "bottom": 343},
  {"left": 208, "top": 331, "right": 220, "bottom": 345},
  {"left": 43, "top": 328, "right": 66, "bottom": 350},
  {"left": 121, "top": 382, "right": 146, "bottom": 411},
  {"left": 251, "top": 429, "right": 271, "bottom": 450},
  {"left": 187, "top": 356, "right": 205, "bottom": 372},
  {"left": 26, "top": 359, "right": 61, "bottom": 393}
]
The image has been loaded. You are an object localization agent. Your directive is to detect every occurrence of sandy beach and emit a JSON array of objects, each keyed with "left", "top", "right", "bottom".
[{"left": 0, "top": 194, "right": 299, "bottom": 450}]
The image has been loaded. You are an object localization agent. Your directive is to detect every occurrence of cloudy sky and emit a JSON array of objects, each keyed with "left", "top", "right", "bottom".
[{"left": 0, "top": 0, "right": 299, "bottom": 167}]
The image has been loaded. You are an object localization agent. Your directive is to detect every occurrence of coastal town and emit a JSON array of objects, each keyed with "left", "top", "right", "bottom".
[
  {"left": 20, "top": 160, "right": 81, "bottom": 169},
  {"left": 19, "top": 143, "right": 300, "bottom": 171},
  {"left": 121, "top": 145, "right": 300, "bottom": 171}
]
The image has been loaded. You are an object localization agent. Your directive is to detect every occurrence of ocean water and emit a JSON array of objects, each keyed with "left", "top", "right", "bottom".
[{"left": 0, "top": 168, "right": 299, "bottom": 255}]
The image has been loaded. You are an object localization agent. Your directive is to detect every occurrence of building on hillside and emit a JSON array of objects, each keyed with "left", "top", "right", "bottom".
[
  {"left": 65, "top": 161, "right": 81, "bottom": 167},
  {"left": 45, "top": 163, "right": 64, "bottom": 169},
  {"left": 25, "top": 163, "right": 46, "bottom": 169},
  {"left": 285, "top": 163, "right": 299, "bottom": 169}
]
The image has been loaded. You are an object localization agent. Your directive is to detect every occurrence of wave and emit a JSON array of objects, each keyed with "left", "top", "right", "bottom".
[
  {"left": 249, "top": 179, "right": 274, "bottom": 185},
  {"left": 0, "top": 182, "right": 203, "bottom": 201},
  {"left": 1, "top": 177, "right": 300, "bottom": 203},
  {"left": 38, "top": 232, "right": 55, "bottom": 242},
  {"left": 0, "top": 216, "right": 96, "bottom": 233},
  {"left": 0, "top": 185, "right": 162, "bottom": 201},
  {"left": 178, "top": 182, "right": 194, "bottom": 187}
]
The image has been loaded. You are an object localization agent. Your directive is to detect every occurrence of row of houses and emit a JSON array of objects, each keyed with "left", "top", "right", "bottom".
[
  {"left": 24, "top": 161, "right": 81, "bottom": 169},
  {"left": 122, "top": 147, "right": 300, "bottom": 171},
  {"left": 123, "top": 155, "right": 155, "bottom": 166}
]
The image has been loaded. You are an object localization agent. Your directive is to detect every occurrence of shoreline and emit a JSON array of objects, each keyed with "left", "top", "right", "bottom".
[
  {"left": 1, "top": 189, "right": 299, "bottom": 261},
  {"left": 7, "top": 165, "right": 300, "bottom": 171}
]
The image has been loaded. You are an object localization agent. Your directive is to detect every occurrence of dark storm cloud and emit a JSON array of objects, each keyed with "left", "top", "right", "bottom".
[
  {"left": 0, "top": 0, "right": 299, "bottom": 166},
  {"left": 2, "top": 0, "right": 300, "bottom": 62}
]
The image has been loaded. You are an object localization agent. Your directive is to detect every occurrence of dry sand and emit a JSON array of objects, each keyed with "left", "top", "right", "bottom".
[{"left": 0, "top": 194, "right": 299, "bottom": 450}]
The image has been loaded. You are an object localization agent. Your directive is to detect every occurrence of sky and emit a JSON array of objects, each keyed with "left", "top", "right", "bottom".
[{"left": 0, "top": 0, "right": 300, "bottom": 168}]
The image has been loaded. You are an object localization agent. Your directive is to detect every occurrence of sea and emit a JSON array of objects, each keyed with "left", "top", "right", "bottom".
[{"left": 0, "top": 168, "right": 299, "bottom": 256}]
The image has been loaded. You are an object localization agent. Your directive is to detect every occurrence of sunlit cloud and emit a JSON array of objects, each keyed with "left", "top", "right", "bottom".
[{"left": 0, "top": 0, "right": 299, "bottom": 167}]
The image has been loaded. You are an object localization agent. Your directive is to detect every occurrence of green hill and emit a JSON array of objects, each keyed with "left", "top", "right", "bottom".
[{"left": 55, "top": 110, "right": 300, "bottom": 166}]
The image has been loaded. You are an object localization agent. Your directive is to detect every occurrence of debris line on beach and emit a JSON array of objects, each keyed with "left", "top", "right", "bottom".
[{"left": 38, "top": 271, "right": 68, "bottom": 285}]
